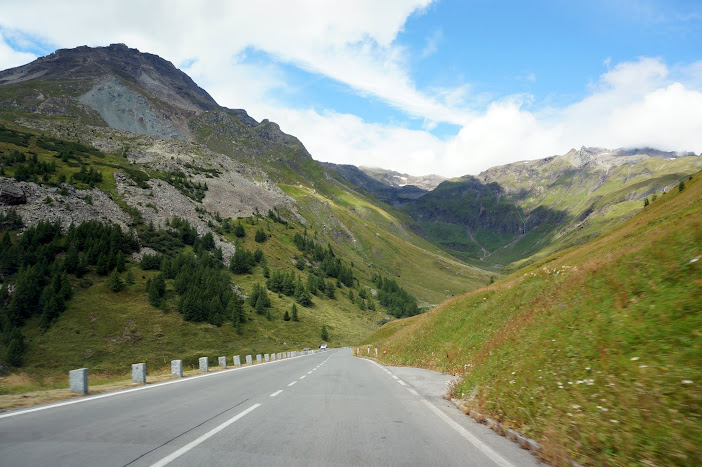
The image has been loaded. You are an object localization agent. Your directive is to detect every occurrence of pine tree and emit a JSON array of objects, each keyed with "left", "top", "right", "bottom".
[
  {"left": 6, "top": 332, "right": 25, "bottom": 367},
  {"left": 107, "top": 269, "right": 124, "bottom": 292},
  {"left": 125, "top": 269, "right": 135, "bottom": 285},
  {"left": 64, "top": 245, "right": 79, "bottom": 274},
  {"left": 255, "top": 228, "right": 266, "bottom": 243},
  {"left": 321, "top": 324, "right": 329, "bottom": 341},
  {"left": 95, "top": 253, "right": 109, "bottom": 275},
  {"left": 291, "top": 303, "right": 299, "bottom": 322},
  {"left": 325, "top": 281, "right": 336, "bottom": 299},
  {"left": 283, "top": 310, "right": 291, "bottom": 321},
  {"left": 234, "top": 222, "right": 245, "bottom": 238},
  {"left": 255, "top": 296, "right": 265, "bottom": 315}
]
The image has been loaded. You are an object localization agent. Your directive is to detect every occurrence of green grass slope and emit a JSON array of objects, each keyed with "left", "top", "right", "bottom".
[
  {"left": 405, "top": 153, "right": 702, "bottom": 273},
  {"left": 362, "top": 172, "right": 701, "bottom": 466}
]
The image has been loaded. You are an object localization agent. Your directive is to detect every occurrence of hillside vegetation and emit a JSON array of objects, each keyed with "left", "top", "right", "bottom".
[
  {"left": 362, "top": 171, "right": 701, "bottom": 466},
  {"left": 401, "top": 148, "right": 702, "bottom": 271},
  {"left": 0, "top": 112, "right": 487, "bottom": 396}
]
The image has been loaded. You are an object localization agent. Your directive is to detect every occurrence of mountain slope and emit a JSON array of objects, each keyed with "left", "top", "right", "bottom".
[
  {"left": 362, "top": 170, "right": 702, "bottom": 466},
  {"left": 0, "top": 45, "right": 490, "bottom": 393},
  {"left": 402, "top": 146, "right": 701, "bottom": 270}
]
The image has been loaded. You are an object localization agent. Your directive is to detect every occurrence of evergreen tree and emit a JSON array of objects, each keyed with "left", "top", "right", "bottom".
[
  {"left": 64, "top": 245, "right": 79, "bottom": 274},
  {"left": 291, "top": 303, "right": 299, "bottom": 322},
  {"left": 325, "top": 281, "right": 336, "bottom": 299},
  {"left": 233, "top": 222, "right": 245, "bottom": 238},
  {"left": 106, "top": 269, "right": 124, "bottom": 292},
  {"left": 321, "top": 324, "right": 329, "bottom": 341},
  {"left": 254, "top": 228, "right": 266, "bottom": 243},
  {"left": 125, "top": 269, "right": 135, "bottom": 285},
  {"left": 6, "top": 330, "right": 25, "bottom": 367},
  {"left": 95, "top": 253, "right": 109, "bottom": 275},
  {"left": 201, "top": 232, "right": 215, "bottom": 250},
  {"left": 255, "top": 296, "right": 265, "bottom": 315},
  {"left": 283, "top": 310, "right": 291, "bottom": 321},
  {"left": 295, "top": 280, "right": 312, "bottom": 307}
]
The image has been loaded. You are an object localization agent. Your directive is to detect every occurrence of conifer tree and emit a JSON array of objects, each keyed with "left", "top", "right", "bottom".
[
  {"left": 321, "top": 324, "right": 329, "bottom": 341},
  {"left": 291, "top": 303, "right": 299, "bottom": 322},
  {"left": 107, "top": 269, "right": 124, "bottom": 292},
  {"left": 96, "top": 253, "right": 109, "bottom": 275},
  {"left": 283, "top": 310, "right": 291, "bottom": 321},
  {"left": 255, "top": 296, "right": 265, "bottom": 315},
  {"left": 125, "top": 269, "right": 135, "bottom": 285}
]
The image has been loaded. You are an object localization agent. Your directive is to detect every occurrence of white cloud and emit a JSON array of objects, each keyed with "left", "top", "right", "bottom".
[
  {"left": 420, "top": 29, "right": 442, "bottom": 58},
  {"left": 0, "top": 32, "right": 36, "bottom": 71},
  {"left": 0, "top": 4, "right": 700, "bottom": 177}
]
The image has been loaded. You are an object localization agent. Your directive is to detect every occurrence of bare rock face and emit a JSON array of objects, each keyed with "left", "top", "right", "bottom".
[
  {"left": 0, "top": 178, "right": 130, "bottom": 231},
  {"left": 0, "top": 183, "right": 26, "bottom": 205}
]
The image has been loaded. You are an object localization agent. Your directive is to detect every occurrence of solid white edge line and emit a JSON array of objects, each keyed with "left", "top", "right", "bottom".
[
  {"left": 269, "top": 390, "right": 283, "bottom": 397},
  {"left": 421, "top": 400, "right": 514, "bottom": 467},
  {"left": 288, "top": 381, "right": 297, "bottom": 387},
  {"left": 150, "top": 403, "right": 261, "bottom": 467},
  {"left": 0, "top": 348, "right": 329, "bottom": 420}
]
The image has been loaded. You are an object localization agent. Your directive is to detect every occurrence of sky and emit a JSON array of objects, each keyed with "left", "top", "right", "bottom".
[{"left": 1, "top": 0, "right": 701, "bottom": 177}]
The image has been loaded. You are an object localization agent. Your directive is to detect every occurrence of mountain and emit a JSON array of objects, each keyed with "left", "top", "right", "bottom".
[
  {"left": 0, "top": 45, "right": 490, "bottom": 389},
  {"left": 361, "top": 169, "right": 702, "bottom": 466},
  {"left": 321, "top": 163, "right": 437, "bottom": 207},
  {"left": 401, "top": 146, "right": 702, "bottom": 270}
]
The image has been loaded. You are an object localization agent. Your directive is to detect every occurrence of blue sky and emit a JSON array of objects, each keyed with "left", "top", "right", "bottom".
[{"left": 1, "top": 0, "right": 701, "bottom": 175}]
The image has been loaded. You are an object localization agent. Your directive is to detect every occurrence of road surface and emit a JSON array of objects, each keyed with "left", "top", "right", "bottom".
[{"left": 0, "top": 348, "right": 541, "bottom": 466}]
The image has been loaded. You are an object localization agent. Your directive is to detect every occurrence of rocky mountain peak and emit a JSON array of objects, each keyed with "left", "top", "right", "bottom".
[{"left": 0, "top": 43, "right": 219, "bottom": 114}]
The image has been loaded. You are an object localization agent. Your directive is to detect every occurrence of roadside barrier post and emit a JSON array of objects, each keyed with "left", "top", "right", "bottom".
[
  {"left": 132, "top": 363, "right": 146, "bottom": 384},
  {"left": 69, "top": 368, "right": 88, "bottom": 394},
  {"left": 199, "top": 357, "right": 209, "bottom": 373},
  {"left": 171, "top": 360, "right": 183, "bottom": 378}
]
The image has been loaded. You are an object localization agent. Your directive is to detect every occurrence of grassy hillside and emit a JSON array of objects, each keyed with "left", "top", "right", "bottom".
[
  {"left": 404, "top": 153, "right": 702, "bottom": 273},
  {"left": 362, "top": 172, "right": 701, "bottom": 466},
  {"left": 0, "top": 122, "right": 490, "bottom": 398}
]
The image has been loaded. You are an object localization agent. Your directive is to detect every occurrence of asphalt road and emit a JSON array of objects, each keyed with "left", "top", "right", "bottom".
[{"left": 0, "top": 348, "right": 541, "bottom": 466}]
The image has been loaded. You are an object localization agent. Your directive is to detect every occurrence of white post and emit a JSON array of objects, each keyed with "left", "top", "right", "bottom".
[
  {"left": 234, "top": 355, "right": 241, "bottom": 366},
  {"left": 218, "top": 356, "right": 227, "bottom": 368},
  {"left": 69, "top": 368, "right": 88, "bottom": 394},
  {"left": 171, "top": 360, "right": 183, "bottom": 378},
  {"left": 132, "top": 363, "right": 146, "bottom": 384},
  {"left": 199, "top": 357, "right": 209, "bottom": 373}
]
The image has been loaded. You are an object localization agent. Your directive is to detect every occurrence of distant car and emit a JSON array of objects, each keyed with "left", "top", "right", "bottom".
[{"left": 319, "top": 344, "right": 328, "bottom": 350}]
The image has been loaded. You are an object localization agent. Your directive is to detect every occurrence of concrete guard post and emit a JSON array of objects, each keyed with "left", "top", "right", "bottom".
[
  {"left": 218, "top": 356, "right": 227, "bottom": 368},
  {"left": 132, "top": 363, "right": 146, "bottom": 384},
  {"left": 277, "top": 353, "right": 282, "bottom": 360},
  {"left": 256, "top": 354, "right": 262, "bottom": 363},
  {"left": 234, "top": 355, "right": 241, "bottom": 366},
  {"left": 171, "top": 360, "right": 183, "bottom": 378},
  {"left": 264, "top": 354, "right": 270, "bottom": 362},
  {"left": 271, "top": 353, "right": 276, "bottom": 361},
  {"left": 199, "top": 357, "right": 209, "bottom": 373},
  {"left": 69, "top": 368, "right": 88, "bottom": 394},
  {"left": 246, "top": 355, "right": 253, "bottom": 365}
]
